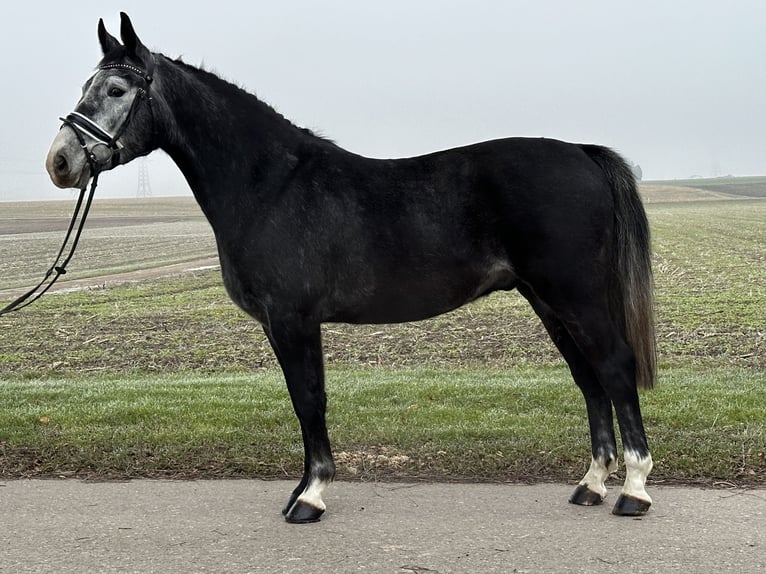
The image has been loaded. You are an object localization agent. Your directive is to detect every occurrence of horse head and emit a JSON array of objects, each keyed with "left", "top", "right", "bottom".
[{"left": 46, "top": 12, "right": 155, "bottom": 189}]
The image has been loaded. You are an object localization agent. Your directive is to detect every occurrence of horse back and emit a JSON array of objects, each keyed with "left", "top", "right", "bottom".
[{"left": 218, "top": 137, "right": 615, "bottom": 325}]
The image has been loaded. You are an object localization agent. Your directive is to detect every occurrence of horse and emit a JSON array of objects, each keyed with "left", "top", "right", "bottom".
[{"left": 46, "top": 13, "right": 656, "bottom": 523}]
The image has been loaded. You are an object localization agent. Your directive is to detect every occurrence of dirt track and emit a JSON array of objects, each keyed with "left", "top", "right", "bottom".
[
  {"left": 0, "top": 256, "right": 220, "bottom": 299},
  {"left": 0, "top": 215, "right": 203, "bottom": 236}
]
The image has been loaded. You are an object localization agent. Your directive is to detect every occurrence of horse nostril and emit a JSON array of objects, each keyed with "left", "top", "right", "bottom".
[{"left": 54, "top": 153, "right": 69, "bottom": 175}]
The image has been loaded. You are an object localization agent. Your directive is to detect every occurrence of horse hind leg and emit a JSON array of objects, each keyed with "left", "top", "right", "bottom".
[
  {"left": 519, "top": 286, "right": 619, "bottom": 506},
  {"left": 563, "top": 309, "right": 653, "bottom": 516},
  {"left": 569, "top": 386, "right": 620, "bottom": 506}
]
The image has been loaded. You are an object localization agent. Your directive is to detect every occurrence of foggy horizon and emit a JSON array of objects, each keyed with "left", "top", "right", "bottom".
[{"left": 2, "top": 1, "right": 764, "bottom": 201}]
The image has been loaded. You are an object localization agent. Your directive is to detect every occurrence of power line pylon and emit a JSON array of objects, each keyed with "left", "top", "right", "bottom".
[{"left": 137, "top": 158, "right": 152, "bottom": 197}]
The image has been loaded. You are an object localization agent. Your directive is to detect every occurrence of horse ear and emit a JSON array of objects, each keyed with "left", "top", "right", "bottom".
[
  {"left": 119, "top": 12, "right": 151, "bottom": 61},
  {"left": 98, "top": 18, "right": 121, "bottom": 55}
]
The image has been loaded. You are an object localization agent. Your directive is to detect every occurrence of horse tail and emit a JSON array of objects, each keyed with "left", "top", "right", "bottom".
[{"left": 581, "top": 145, "right": 657, "bottom": 389}]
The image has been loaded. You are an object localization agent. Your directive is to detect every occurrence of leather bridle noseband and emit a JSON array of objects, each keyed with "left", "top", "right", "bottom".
[{"left": 0, "top": 61, "right": 154, "bottom": 317}]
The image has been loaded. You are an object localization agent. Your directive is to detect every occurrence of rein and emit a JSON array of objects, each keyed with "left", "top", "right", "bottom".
[{"left": 0, "top": 63, "right": 153, "bottom": 317}]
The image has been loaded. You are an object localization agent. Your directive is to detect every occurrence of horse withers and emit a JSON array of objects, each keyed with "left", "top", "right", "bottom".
[{"left": 46, "top": 13, "right": 656, "bottom": 523}]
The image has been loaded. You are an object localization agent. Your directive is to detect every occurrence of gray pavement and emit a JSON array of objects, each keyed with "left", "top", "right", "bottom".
[{"left": 1, "top": 480, "right": 764, "bottom": 573}]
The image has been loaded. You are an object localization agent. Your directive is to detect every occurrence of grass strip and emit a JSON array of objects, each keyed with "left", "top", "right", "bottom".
[{"left": 1, "top": 366, "right": 763, "bottom": 485}]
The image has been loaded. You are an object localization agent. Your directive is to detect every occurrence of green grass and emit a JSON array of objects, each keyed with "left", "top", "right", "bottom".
[{"left": 0, "top": 366, "right": 763, "bottom": 484}]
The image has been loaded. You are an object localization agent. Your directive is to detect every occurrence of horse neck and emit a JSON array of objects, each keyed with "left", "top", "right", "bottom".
[{"left": 153, "top": 56, "right": 306, "bottom": 222}]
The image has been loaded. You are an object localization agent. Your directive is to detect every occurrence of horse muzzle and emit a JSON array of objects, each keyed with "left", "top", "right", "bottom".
[{"left": 46, "top": 128, "right": 94, "bottom": 189}]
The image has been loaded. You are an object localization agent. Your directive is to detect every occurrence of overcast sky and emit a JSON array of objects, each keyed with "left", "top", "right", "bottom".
[{"left": 1, "top": 1, "right": 764, "bottom": 201}]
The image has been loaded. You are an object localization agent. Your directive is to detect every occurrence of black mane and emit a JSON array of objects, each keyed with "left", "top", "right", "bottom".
[{"left": 167, "top": 55, "right": 332, "bottom": 143}]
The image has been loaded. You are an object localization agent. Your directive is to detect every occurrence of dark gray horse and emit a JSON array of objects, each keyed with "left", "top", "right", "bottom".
[{"left": 46, "top": 13, "right": 656, "bottom": 523}]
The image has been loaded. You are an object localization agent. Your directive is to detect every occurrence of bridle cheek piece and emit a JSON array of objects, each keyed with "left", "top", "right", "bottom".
[{"left": 0, "top": 62, "right": 153, "bottom": 317}]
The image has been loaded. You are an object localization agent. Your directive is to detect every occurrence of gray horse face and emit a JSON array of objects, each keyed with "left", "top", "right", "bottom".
[
  {"left": 46, "top": 13, "right": 154, "bottom": 189},
  {"left": 46, "top": 70, "right": 148, "bottom": 189}
]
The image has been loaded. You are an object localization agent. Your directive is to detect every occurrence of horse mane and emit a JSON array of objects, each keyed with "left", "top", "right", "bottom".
[{"left": 167, "top": 55, "right": 333, "bottom": 143}]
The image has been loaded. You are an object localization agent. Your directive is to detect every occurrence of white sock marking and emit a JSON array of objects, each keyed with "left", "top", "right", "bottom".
[
  {"left": 579, "top": 456, "right": 617, "bottom": 499},
  {"left": 296, "top": 477, "right": 329, "bottom": 511},
  {"left": 622, "top": 450, "right": 653, "bottom": 503}
]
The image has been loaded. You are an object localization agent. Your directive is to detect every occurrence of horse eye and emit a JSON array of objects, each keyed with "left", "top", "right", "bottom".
[{"left": 108, "top": 87, "right": 126, "bottom": 98}]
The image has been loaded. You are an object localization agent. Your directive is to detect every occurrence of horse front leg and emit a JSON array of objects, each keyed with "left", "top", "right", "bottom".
[{"left": 265, "top": 321, "right": 335, "bottom": 523}]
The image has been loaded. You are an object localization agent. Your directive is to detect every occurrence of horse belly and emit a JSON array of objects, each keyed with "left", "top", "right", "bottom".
[{"left": 333, "top": 257, "right": 517, "bottom": 324}]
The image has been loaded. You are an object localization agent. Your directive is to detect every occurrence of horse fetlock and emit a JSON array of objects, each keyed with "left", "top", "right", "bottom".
[
  {"left": 613, "top": 450, "right": 653, "bottom": 515},
  {"left": 284, "top": 476, "right": 330, "bottom": 523},
  {"left": 296, "top": 476, "right": 330, "bottom": 510},
  {"left": 575, "top": 456, "right": 615, "bottom": 501}
]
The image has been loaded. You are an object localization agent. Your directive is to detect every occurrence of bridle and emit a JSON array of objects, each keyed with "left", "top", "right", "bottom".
[
  {"left": 0, "top": 61, "right": 154, "bottom": 317},
  {"left": 61, "top": 62, "right": 154, "bottom": 172}
]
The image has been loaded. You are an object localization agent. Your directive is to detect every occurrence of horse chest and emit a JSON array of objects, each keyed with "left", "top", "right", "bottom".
[{"left": 217, "top": 250, "right": 275, "bottom": 324}]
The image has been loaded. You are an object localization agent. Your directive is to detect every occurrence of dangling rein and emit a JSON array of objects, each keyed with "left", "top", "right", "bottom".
[
  {"left": 0, "top": 162, "right": 100, "bottom": 317},
  {"left": 0, "top": 63, "right": 152, "bottom": 317}
]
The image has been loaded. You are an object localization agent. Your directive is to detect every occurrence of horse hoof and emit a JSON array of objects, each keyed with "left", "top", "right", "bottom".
[
  {"left": 612, "top": 493, "right": 651, "bottom": 516},
  {"left": 284, "top": 500, "right": 325, "bottom": 524},
  {"left": 568, "top": 484, "right": 605, "bottom": 506}
]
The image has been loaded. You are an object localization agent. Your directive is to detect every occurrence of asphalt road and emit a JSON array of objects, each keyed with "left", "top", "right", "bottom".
[{"left": 1, "top": 480, "right": 763, "bottom": 573}]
